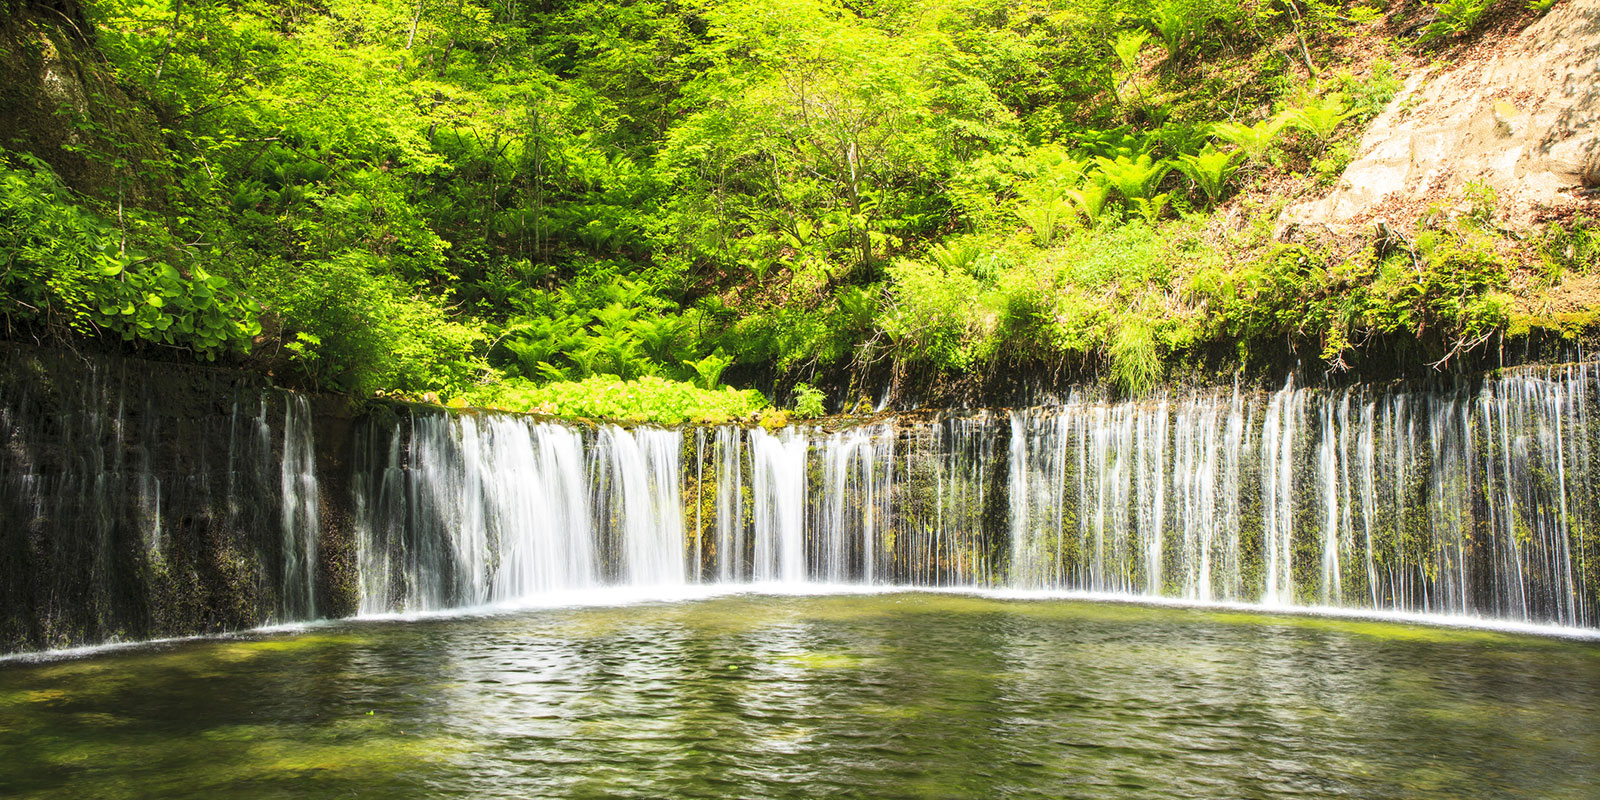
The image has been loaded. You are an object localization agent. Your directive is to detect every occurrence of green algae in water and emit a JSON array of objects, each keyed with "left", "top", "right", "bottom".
[{"left": 2, "top": 593, "right": 1598, "bottom": 799}]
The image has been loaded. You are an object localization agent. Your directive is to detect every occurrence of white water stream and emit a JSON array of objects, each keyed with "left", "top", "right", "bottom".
[{"left": 351, "top": 365, "right": 1599, "bottom": 627}]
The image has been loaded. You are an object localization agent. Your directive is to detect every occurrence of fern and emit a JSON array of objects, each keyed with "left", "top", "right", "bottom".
[
  {"left": 1065, "top": 182, "right": 1114, "bottom": 227},
  {"left": 1113, "top": 29, "right": 1151, "bottom": 71},
  {"left": 593, "top": 335, "right": 647, "bottom": 379},
  {"left": 1285, "top": 96, "right": 1356, "bottom": 141},
  {"left": 1130, "top": 193, "right": 1172, "bottom": 224},
  {"left": 1148, "top": 0, "right": 1199, "bottom": 59},
  {"left": 499, "top": 315, "right": 581, "bottom": 378},
  {"left": 630, "top": 316, "right": 684, "bottom": 363},
  {"left": 791, "top": 382, "right": 827, "bottom": 418},
  {"left": 567, "top": 347, "right": 601, "bottom": 378},
  {"left": 1176, "top": 146, "right": 1245, "bottom": 206},
  {"left": 503, "top": 338, "right": 555, "bottom": 376},
  {"left": 1076, "top": 127, "right": 1149, "bottom": 160},
  {"left": 1154, "top": 122, "right": 1213, "bottom": 158},
  {"left": 534, "top": 360, "right": 569, "bottom": 383},
  {"left": 591, "top": 301, "right": 641, "bottom": 332},
  {"left": 835, "top": 285, "right": 879, "bottom": 329},
  {"left": 1420, "top": 0, "right": 1492, "bottom": 45},
  {"left": 1094, "top": 153, "right": 1172, "bottom": 202},
  {"left": 1016, "top": 200, "right": 1071, "bottom": 245},
  {"left": 1211, "top": 117, "right": 1286, "bottom": 163},
  {"left": 687, "top": 350, "right": 733, "bottom": 389},
  {"left": 928, "top": 238, "right": 985, "bottom": 273}
]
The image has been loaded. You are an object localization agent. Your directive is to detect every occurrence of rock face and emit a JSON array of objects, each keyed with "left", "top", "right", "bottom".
[
  {"left": 0, "top": 345, "right": 358, "bottom": 654},
  {"left": 0, "top": 0, "right": 168, "bottom": 201},
  {"left": 1288, "top": 0, "right": 1600, "bottom": 229}
]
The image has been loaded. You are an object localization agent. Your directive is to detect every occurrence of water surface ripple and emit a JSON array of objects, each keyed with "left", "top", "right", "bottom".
[{"left": 2, "top": 594, "right": 1597, "bottom": 799}]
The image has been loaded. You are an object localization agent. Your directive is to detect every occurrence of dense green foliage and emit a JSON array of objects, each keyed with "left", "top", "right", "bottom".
[
  {"left": 0, "top": 152, "right": 260, "bottom": 358},
  {"left": 0, "top": 0, "right": 1588, "bottom": 420},
  {"left": 459, "top": 375, "right": 768, "bottom": 424}
]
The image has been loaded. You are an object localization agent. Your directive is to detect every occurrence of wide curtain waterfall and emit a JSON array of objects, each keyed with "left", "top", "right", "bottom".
[{"left": 354, "top": 364, "right": 1599, "bottom": 627}]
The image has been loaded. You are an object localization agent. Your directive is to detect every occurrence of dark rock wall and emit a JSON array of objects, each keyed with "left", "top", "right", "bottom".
[{"left": 0, "top": 344, "right": 356, "bottom": 654}]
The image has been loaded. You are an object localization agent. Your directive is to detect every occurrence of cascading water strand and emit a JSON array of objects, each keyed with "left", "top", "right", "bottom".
[{"left": 344, "top": 365, "right": 1600, "bottom": 628}]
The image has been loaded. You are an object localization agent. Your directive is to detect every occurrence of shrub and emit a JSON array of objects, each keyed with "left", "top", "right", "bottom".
[
  {"left": 460, "top": 375, "right": 769, "bottom": 425},
  {"left": 1060, "top": 221, "right": 1167, "bottom": 289},
  {"left": 1337, "top": 63, "right": 1403, "bottom": 121},
  {"left": 1537, "top": 217, "right": 1598, "bottom": 282},
  {"left": 1419, "top": 0, "right": 1492, "bottom": 45},
  {"left": 791, "top": 382, "right": 827, "bottom": 417},
  {"left": 0, "top": 151, "right": 259, "bottom": 359},
  {"left": 880, "top": 259, "right": 993, "bottom": 370},
  {"left": 263, "top": 251, "right": 485, "bottom": 395}
]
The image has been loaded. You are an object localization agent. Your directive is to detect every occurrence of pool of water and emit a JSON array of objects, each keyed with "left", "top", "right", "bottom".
[{"left": 2, "top": 593, "right": 1598, "bottom": 799}]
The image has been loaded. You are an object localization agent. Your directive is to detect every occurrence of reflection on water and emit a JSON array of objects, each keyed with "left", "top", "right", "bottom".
[{"left": 2, "top": 594, "right": 1598, "bottom": 799}]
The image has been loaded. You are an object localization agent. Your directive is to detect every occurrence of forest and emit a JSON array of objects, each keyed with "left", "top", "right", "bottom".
[{"left": 1, "top": 0, "right": 1595, "bottom": 422}]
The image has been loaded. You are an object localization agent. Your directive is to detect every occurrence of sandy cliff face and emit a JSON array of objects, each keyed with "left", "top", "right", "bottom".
[{"left": 1288, "top": 0, "right": 1600, "bottom": 230}]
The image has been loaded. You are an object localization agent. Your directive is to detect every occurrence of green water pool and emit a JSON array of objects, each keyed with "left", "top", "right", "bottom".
[{"left": 2, "top": 593, "right": 1597, "bottom": 798}]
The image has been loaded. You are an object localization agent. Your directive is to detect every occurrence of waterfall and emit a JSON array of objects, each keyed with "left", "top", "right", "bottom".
[
  {"left": 713, "top": 425, "right": 745, "bottom": 582},
  {"left": 11, "top": 349, "right": 1590, "bottom": 642},
  {"left": 600, "top": 425, "right": 686, "bottom": 587},
  {"left": 0, "top": 348, "right": 323, "bottom": 651},
  {"left": 9, "top": 352, "right": 1594, "bottom": 653},
  {"left": 1260, "top": 379, "right": 1298, "bottom": 605},
  {"left": 280, "top": 394, "right": 320, "bottom": 620},
  {"left": 749, "top": 426, "right": 808, "bottom": 582},
  {"left": 342, "top": 364, "right": 1600, "bottom": 627},
  {"left": 353, "top": 417, "right": 687, "bottom": 613},
  {"left": 813, "top": 424, "right": 894, "bottom": 583}
]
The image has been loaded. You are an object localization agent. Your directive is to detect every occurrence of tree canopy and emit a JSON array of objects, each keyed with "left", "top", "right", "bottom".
[{"left": 0, "top": 0, "right": 1589, "bottom": 419}]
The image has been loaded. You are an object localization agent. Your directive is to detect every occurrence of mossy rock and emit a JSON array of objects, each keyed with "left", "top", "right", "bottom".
[{"left": 0, "top": 1, "right": 170, "bottom": 202}]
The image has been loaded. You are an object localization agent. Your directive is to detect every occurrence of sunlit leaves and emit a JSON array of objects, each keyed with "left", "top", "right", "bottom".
[
  {"left": 1284, "top": 96, "right": 1356, "bottom": 142},
  {"left": 1175, "top": 146, "right": 1244, "bottom": 207},
  {"left": 0, "top": 153, "right": 259, "bottom": 359},
  {"left": 1113, "top": 29, "right": 1151, "bottom": 72},
  {"left": 1210, "top": 117, "right": 1286, "bottom": 163},
  {"left": 1093, "top": 153, "right": 1171, "bottom": 202}
]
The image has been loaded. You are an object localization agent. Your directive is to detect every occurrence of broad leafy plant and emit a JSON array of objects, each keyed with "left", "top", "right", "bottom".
[{"left": 0, "top": 152, "right": 259, "bottom": 360}]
